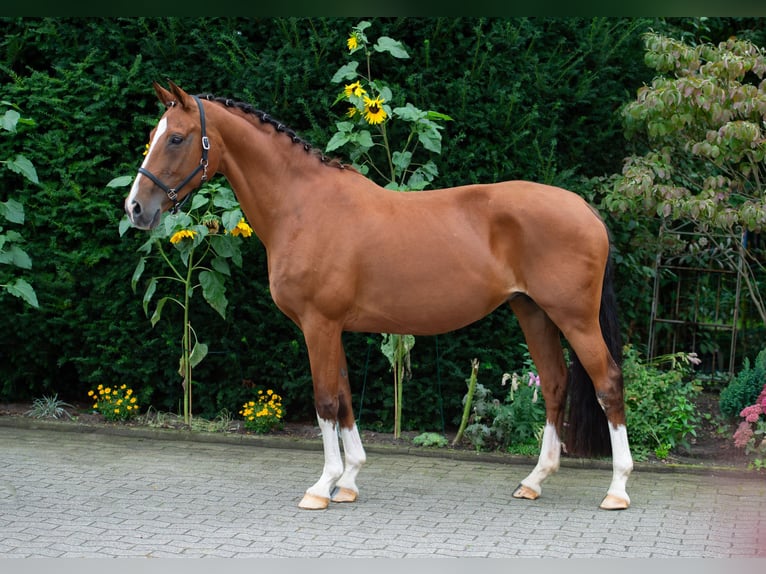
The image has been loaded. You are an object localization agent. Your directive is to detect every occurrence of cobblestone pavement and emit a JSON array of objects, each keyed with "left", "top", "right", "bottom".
[{"left": 0, "top": 425, "right": 764, "bottom": 558}]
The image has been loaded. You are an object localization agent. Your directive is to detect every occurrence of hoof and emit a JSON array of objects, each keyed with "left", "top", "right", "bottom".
[
  {"left": 331, "top": 487, "right": 358, "bottom": 503},
  {"left": 600, "top": 493, "right": 630, "bottom": 510},
  {"left": 512, "top": 484, "right": 540, "bottom": 500},
  {"left": 298, "top": 492, "right": 330, "bottom": 510}
]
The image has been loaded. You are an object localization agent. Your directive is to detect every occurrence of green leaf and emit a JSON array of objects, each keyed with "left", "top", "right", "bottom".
[
  {"left": 393, "top": 103, "right": 425, "bottom": 122},
  {"left": 142, "top": 278, "right": 157, "bottom": 316},
  {"left": 417, "top": 124, "right": 443, "bottom": 154},
  {"left": 211, "top": 234, "right": 235, "bottom": 258},
  {"left": 189, "top": 341, "right": 209, "bottom": 369},
  {"left": 0, "top": 245, "right": 32, "bottom": 269},
  {"left": 10, "top": 245, "right": 32, "bottom": 269},
  {"left": 1, "top": 109, "right": 20, "bottom": 132},
  {"left": 150, "top": 296, "right": 169, "bottom": 327},
  {"left": 6, "top": 154, "right": 38, "bottom": 184},
  {"left": 0, "top": 198, "right": 25, "bottom": 224},
  {"left": 222, "top": 208, "right": 243, "bottom": 232},
  {"left": 326, "top": 131, "right": 351, "bottom": 153},
  {"left": 106, "top": 175, "right": 134, "bottom": 188},
  {"left": 118, "top": 215, "right": 132, "bottom": 237},
  {"left": 211, "top": 256, "right": 231, "bottom": 276},
  {"left": 352, "top": 130, "right": 374, "bottom": 151},
  {"left": 5, "top": 277, "right": 38, "bottom": 308},
  {"left": 426, "top": 110, "right": 454, "bottom": 122},
  {"left": 392, "top": 151, "right": 413, "bottom": 176},
  {"left": 331, "top": 61, "right": 359, "bottom": 83},
  {"left": 199, "top": 270, "right": 227, "bottom": 319},
  {"left": 131, "top": 258, "right": 146, "bottom": 293},
  {"left": 212, "top": 186, "right": 239, "bottom": 209},
  {"left": 190, "top": 193, "right": 209, "bottom": 211},
  {"left": 374, "top": 37, "right": 409, "bottom": 59},
  {"left": 380, "top": 333, "right": 415, "bottom": 368}
]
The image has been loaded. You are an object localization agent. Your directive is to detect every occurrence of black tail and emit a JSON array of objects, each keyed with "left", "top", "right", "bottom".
[{"left": 565, "top": 254, "right": 623, "bottom": 458}]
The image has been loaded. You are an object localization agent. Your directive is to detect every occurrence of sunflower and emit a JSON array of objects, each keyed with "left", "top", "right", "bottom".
[
  {"left": 229, "top": 218, "right": 254, "bottom": 238},
  {"left": 169, "top": 229, "right": 197, "bottom": 244},
  {"left": 344, "top": 81, "right": 366, "bottom": 99},
  {"left": 346, "top": 106, "right": 357, "bottom": 118},
  {"left": 363, "top": 95, "right": 387, "bottom": 125},
  {"left": 347, "top": 34, "right": 358, "bottom": 51}
]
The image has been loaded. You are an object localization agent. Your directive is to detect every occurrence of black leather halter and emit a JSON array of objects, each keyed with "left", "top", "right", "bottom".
[{"left": 138, "top": 94, "right": 210, "bottom": 214}]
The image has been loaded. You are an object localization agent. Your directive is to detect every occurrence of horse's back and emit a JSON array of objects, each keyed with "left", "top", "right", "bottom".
[{"left": 330, "top": 178, "right": 609, "bottom": 334}]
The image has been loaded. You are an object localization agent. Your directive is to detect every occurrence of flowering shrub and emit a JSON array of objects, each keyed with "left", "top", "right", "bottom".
[
  {"left": 732, "top": 383, "right": 766, "bottom": 470},
  {"left": 463, "top": 369, "right": 546, "bottom": 452},
  {"left": 239, "top": 389, "right": 284, "bottom": 434},
  {"left": 88, "top": 384, "right": 139, "bottom": 422},
  {"left": 623, "top": 345, "right": 701, "bottom": 460}
]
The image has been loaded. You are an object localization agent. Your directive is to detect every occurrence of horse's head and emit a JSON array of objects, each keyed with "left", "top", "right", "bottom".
[{"left": 124, "top": 81, "right": 212, "bottom": 230}]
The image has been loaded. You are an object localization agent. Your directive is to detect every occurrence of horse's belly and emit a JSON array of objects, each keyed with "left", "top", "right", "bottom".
[{"left": 345, "top": 269, "right": 510, "bottom": 335}]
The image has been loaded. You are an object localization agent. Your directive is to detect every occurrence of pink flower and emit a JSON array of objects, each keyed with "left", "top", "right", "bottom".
[
  {"left": 528, "top": 372, "right": 540, "bottom": 387},
  {"left": 739, "top": 404, "right": 763, "bottom": 424},
  {"left": 733, "top": 421, "right": 754, "bottom": 449}
]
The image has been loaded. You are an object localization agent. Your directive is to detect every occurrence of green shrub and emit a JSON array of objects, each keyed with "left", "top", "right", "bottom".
[
  {"left": 463, "top": 369, "right": 546, "bottom": 452},
  {"left": 623, "top": 345, "right": 701, "bottom": 460},
  {"left": 720, "top": 349, "right": 766, "bottom": 420}
]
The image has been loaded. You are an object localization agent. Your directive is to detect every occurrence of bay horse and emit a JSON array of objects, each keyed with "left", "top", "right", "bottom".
[{"left": 124, "top": 81, "right": 633, "bottom": 511}]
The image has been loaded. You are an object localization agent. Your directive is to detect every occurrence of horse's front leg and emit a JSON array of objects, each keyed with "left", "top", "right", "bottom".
[
  {"left": 331, "top": 343, "right": 366, "bottom": 503},
  {"left": 298, "top": 323, "right": 365, "bottom": 510}
]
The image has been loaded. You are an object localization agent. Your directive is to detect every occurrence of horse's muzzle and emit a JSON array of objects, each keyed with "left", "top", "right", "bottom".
[{"left": 125, "top": 198, "right": 161, "bottom": 230}]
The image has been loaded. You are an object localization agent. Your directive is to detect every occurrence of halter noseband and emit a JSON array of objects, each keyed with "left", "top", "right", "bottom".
[{"left": 138, "top": 94, "right": 210, "bottom": 214}]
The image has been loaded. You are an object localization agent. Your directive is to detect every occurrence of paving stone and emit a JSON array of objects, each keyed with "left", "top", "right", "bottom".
[{"left": 0, "top": 425, "right": 764, "bottom": 558}]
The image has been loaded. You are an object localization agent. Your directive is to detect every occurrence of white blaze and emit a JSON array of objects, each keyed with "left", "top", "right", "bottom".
[{"left": 125, "top": 117, "right": 168, "bottom": 210}]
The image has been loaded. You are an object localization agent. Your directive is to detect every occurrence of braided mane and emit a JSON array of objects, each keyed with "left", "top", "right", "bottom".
[{"left": 196, "top": 93, "right": 349, "bottom": 170}]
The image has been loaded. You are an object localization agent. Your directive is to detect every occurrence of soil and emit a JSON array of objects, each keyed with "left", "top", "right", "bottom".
[{"left": 0, "top": 392, "right": 753, "bottom": 471}]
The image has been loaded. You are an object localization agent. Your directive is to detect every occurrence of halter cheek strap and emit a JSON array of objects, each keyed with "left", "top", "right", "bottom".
[{"left": 138, "top": 94, "right": 210, "bottom": 214}]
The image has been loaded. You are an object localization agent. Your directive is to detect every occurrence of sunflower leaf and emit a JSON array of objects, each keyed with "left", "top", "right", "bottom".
[
  {"left": 374, "top": 37, "right": 409, "bottom": 59},
  {"left": 331, "top": 62, "right": 359, "bottom": 83}
]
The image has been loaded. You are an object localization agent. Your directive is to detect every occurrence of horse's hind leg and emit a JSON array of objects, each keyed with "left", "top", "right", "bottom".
[
  {"left": 509, "top": 296, "right": 568, "bottom": 501},
  {"left": 565, "top": 328, "right": 633, "bottom": 510}
]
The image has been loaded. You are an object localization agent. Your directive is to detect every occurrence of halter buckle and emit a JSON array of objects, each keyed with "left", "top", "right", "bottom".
[
  {"left": 201, "top": 136, "right": 210, "bottom": 150},
  {"left": 167, "top": 189, "right": 178, "bottom": 202}
]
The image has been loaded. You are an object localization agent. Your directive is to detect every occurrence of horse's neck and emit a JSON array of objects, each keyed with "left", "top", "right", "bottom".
[{"left": 217, "top": 120, "right": 322, "bottom": 246}]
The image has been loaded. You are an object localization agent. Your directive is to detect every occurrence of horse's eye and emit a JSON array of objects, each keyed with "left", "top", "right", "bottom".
[{"left": 169, "top": 135, "right": 183, "bottom": 145}]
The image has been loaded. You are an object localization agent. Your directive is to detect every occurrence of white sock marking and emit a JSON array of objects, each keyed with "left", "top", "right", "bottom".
[{"left": 520, "top": 421, "right": 561, "bottom": 495}]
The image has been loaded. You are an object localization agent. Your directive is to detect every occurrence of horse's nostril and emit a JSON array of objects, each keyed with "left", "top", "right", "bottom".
[{"left": 132, "top": 201, "right": 142, "bottom": 215}]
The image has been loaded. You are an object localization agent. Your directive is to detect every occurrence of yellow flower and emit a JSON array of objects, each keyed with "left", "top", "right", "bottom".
[
  {"left": 97, "top": 384, "right": 103, "bottom": 390},
  {"left": 126, "top": 389, "right": 133, "bottom": 396},
  {"left": 130, "top": 397, "right": 137, "bottom": 404},
  {"left": 120, "top": 384, "right": 127, "bottom": 390},
  {"left": 229, "top": 218, "right": 253, "bottom": 238},
  {"left": 104, "top": 387, "right": 111, "bottom": 394},
  {"left": 346, "top": 106, "right": 357, "bottom": 118},
  {"left": 344, "top": 81, "right": 366, "bottom": 99},
  {"left": 143, "top": 143, "right": 150, "bottom": 156},
  {"left": 170, "top": 229, "right": 197, "bottom": 244},
  {"left": 363, "top": 95, "right": 387, "bottom": 125},
  {"left": 88, "top": 390, "right": 94, "bottom": 397},
  {"left": 347, "top": 34, "right": 358, "bottom": 51}
]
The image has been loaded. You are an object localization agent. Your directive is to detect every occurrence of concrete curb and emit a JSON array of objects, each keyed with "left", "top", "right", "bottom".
[{"left": 0, "top": 414, "right": 759, "bottom": 480}]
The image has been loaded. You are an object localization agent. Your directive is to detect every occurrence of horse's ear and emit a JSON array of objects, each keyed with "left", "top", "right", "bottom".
[
  {"left": 153, "top": 81, "right": 175, "bottom": 108},
  {"left": 167, "top": 80, "right": 191, "bottom": 109}
]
